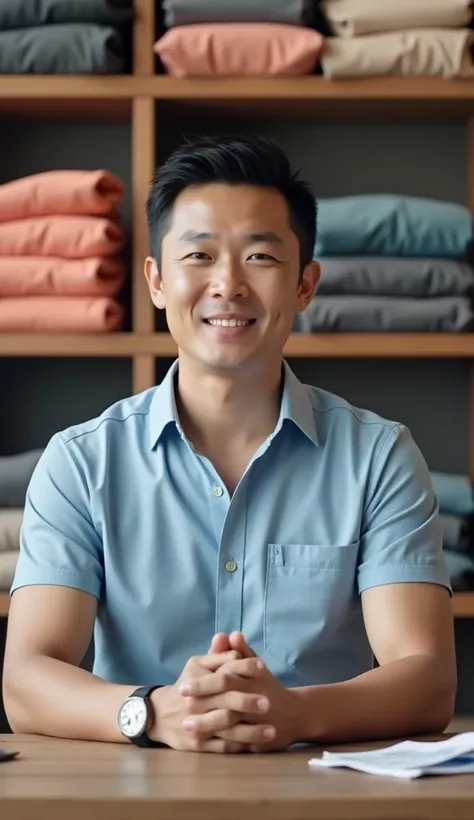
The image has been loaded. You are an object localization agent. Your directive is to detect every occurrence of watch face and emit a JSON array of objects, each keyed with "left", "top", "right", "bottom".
[{"left": 118, "top": 696, "right": 148, "bottom": 738}]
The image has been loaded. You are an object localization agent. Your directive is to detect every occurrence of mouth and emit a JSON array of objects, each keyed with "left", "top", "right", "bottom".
[{"left": 203, "top": 318, "right": 256, "bottom": 328}]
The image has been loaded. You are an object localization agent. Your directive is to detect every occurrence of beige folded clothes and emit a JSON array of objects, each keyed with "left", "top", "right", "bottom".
[
  {"left": 0, "top": 257, "right": 126, "bottom": 297},
  {"left": 0, "top": 216, "right": 125, "bottom": 258},
  {"left": 0, "top": 297, "right": 123, "bottom": 332},
  {"left": 0, "top": 509, "right": 22, "bottom": 552},
  {"left": 0, "top": 551, "right": 18, "bottom": 590},
  {"left": 321, "top": 0, "right": 472, "bottom": 37},
  {"left": 321, "top": 28, "right": 474, "bottom": 79}
]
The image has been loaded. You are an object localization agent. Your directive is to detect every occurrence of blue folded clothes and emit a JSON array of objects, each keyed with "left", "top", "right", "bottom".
[
  {"left": 0, "top": 450, "right": 43, "bottom": 507},
  {"left": 440, "top": 513, "right": 474, "bottom": 553},
  {"left": 314, "top": 195, "right": 474, "bottom": 259},
  {"left": 431, "top": 472, "right": 474, "bottom": 517},
  {"left": 443, "top": 548, "right": 474, "bottom": 591}
]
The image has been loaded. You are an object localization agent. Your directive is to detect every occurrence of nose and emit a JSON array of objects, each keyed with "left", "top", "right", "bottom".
[{"left": 208, "top": 260, "right": 249, "bottom": 301}]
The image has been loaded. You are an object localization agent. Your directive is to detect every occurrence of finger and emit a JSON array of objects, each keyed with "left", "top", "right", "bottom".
[
  {"left": 229, "top": 631, "right": 258, "bottom": 659},
  {"left": 183, "top": 709, "right": 239, "bottom": 735},
  {"left": 184, "top": 691, "right": 270, "bottom": 716},
  {"left": 208, "top": 633, "right": 231, "bottom": 654},
  {"left": 192, "top": 651, "right": 241, "bottom": 672},
  {"left": 181, "top": 658, "right": 265, "bottom": 696},
  {"left": 215, "top": 723, "right": 277, "bottom": 745}
]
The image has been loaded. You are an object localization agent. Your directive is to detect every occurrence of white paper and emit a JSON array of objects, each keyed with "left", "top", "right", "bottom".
[{"left": 309, "top": 732, "right": 474, "bottom": 779}]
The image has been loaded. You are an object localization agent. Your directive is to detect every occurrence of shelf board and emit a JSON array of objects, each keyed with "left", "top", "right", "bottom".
[
  {"left": 1, "top": 590, "right": 473, "bottom": 618},
  {"left": 2, "top": 333, "right": 474, "bottom": 358},
  {"left": 1, "top": 77, "right": 474, "bottom": 120}
]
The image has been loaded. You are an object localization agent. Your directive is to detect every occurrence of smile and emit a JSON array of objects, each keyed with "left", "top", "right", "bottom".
[{"left": 204, "top": 319, "right": 256, "bottom": 327}]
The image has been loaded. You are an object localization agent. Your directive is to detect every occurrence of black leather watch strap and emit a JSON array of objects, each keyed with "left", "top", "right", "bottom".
[{"left": 130, "top": 685, "right": 166, "bottom": 748}]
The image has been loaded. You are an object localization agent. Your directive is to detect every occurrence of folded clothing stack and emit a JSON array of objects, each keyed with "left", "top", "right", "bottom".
[
  {"left": 0, "top": 0, "right": 133, "bottom": 74},
  {"left": 431, "top": 471, "right": 474, "bottom": 592},
  {"left": 296, "top": 194, "right": 474, "bottom": 333},
  {"left": 318, "top": 0, "right": 474, "bottom": 79},
  {"left": 0, "top": 169, "right": 127, "bottom": 332},
  {"left": 0, "top": 450, "right": 43, "bottom": 592},
  {"left": 155, "top": 0, "right": 323, "bottom": 77}
]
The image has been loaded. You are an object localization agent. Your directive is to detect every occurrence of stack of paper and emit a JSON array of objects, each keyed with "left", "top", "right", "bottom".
[{"left": 309, "top": 733, "right": 474, "bottom": 779}]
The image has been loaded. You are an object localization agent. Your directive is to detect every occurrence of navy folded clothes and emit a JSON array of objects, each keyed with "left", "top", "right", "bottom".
[
  {"left": 314, "top": 195, "right": 474, "bottom": 259},
  {"left": 0, "top": 0, "right": 132, "bottom": 28},
  {"left": 0, "top": 450, "right": 43, "bottom": 508},
  {"left": 440, "top": 513, "right": 474, "bottom": 553},
  {"left": 444, "top": 548, "right": 474, "bottom": 591},
  {"left": 296, "top": 295, "right": 474, "bottom": 332},
  {"left": 162, "top": 0, "right": 314, "bottom": 27},
  {"left": 0, "top": 24, "right": 125, "bottom": 74},
  {"left": 317, "top": 258, "right": 474, "bottom": 298},
  {"left": 431, "top": 471, "right": 474, "bottom": 517}
]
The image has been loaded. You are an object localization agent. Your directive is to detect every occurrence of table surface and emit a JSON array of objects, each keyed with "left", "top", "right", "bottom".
[{"left": 1, "top": 732, "right": 474, "bottom": 820}]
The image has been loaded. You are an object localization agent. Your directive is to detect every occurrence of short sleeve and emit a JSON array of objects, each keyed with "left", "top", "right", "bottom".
[
  {"left": 11, "top": 432, "right": 103, "bottom": 599},
  {"left": 357, "top": 424, "right": 451, "bottom": 595}
]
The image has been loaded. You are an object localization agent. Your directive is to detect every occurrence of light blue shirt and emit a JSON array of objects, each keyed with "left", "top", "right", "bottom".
[{"left": 12, "top": 360, "right": 450, "bottom": 688}]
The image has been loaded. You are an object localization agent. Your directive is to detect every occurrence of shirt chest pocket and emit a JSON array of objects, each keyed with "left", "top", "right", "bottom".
[{"left": 264, "top": 542, "right": 359, "bottom": 669}]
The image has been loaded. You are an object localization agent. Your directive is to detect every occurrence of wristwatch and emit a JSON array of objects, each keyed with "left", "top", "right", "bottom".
[{"left": 117, "top": 685, "right": 165, "bottom": 747}]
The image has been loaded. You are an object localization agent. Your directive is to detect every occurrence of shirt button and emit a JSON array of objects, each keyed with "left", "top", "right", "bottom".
[
  {"left": 212, "top": 486, "right": 224, "bottom": 498},
  {"left": 225, "top": 560, "right": 237, "bottom": 573}
]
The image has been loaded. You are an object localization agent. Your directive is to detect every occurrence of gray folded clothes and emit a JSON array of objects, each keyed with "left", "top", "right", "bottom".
[
  {"left": 0, "top": 510, "right": 22, "bottom": 553},
  {"left": 0, "top": 24, "right": 125, "bottom": 75},
  {"left": 297, "top": 296, "right": 474, "bottom": 333},
  {"left": 162, "top": 0, "right": 314, "bottom": 27},
  {"left": 443, "top": 548, "right": 474, "bottom": 592},
  {"left": 317, "top": 258, "right": 474, "bottom": 298},
  {"left": 0, "top": 450, "right": 43, "bottom": 508},
  {"left": 0, "top": 0, "right": 132, "bottom": 28},
  {"left": 440, "top": 513, "right": 474, "bottom": 553},
  {"left": 431, "top": 471, "right": 474, "bottom": 517},
  {"left": 0, "top": 552, "right": 18, "bottom": 591},
  {"left": 321, "top": 0, "right": 472, "bottom": 38}
]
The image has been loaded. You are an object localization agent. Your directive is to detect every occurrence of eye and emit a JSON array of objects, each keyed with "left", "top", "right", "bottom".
[
  {"left": 184, "top": 252, "right": 211, "bottom": 260},
  {"left": 248, "top": 253, "right": 276, "bottom": 261}
]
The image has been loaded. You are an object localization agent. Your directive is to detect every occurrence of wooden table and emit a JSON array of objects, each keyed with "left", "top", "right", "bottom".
[{"left": 1, "top": 733, "right": 474, "bottom": 819}]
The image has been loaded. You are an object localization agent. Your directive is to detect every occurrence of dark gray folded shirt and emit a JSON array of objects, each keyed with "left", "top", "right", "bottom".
[
  {"left": 0, "top": 450, "right": 43, "bottom": 508},
  {"left": 163, "top": 0, "right": 314, "bottom": 27},
  {"left": 317, "top": 257, "right": 474, "bottom": 298},
  {"left": 0, "top": 24, "right": 125, "bottom": 74},
  {"left": 297, "top": 295, "right": 474, "bottom": 332},
  {"left": 0, "top": 0, "right": 132, "bottom": 28}
]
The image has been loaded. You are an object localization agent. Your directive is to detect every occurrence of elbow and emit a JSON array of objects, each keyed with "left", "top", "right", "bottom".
[
  {"left": 2, "top": 663, "right": 32, "bottom": 735},
  {"left": 423, "top": 665, "right": 457, "bottom": 734}
]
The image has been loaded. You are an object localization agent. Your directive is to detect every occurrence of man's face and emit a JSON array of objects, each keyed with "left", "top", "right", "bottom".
[{"left": 145, "top": 183, "right": 319, "bottom": 373}]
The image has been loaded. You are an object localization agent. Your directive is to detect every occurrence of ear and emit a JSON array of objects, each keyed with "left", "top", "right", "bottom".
[
  {"left": 144, "top": 256, "right": 166, "bottom": 310},
  {"left": 296, "top": 260, "right": 320, "bottom": 313}
]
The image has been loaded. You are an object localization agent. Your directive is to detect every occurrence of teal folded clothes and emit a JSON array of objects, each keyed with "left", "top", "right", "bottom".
[
  {"left": 0, "top": 0, "right": 132, "bottom": 28},
  {"left": 443, "top": 548, "right": 474, "bottom": 591},
  {"left": 0, "top": 24, "right": 125, "bottom": 74},
  {"left": 440, "top": 513, "right": 474, "bottom": 554},
  {"left": 162, "top": 0, "right": 314, "bottom": 27},
  {"left": 317, "top": 258, "right": 474, "bottom": 298},
  {"left": 0, "top": 450, "right": 43, "bottom": 508},
  {"left": 295, "top": 295, "right": 474, "bottom": 332},
  {"left": 431, "top": 471, "right": 474, "bottom": 517},
  {"left": 314, "top": 195, "right": 474, "bottom": 259}
]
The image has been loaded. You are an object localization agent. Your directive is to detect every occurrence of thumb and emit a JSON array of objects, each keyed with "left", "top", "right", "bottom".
[
  {"left": 208, "top": 632, "right": 231, "bottom": 654},
  {"left": 229, "top": 631, "right": 258, "bottom": 658}
]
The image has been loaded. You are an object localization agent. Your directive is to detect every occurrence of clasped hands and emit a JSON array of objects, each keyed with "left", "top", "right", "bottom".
[{"left": 154, "top": 631, "right": 302, "bottom": 754}]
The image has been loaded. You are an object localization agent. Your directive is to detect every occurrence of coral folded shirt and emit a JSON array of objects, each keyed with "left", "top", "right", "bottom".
[
  {"left": 0, "top": 296, "right": 123, "bottom": 331},
  {"left": 0, "top": 256, "right": 125, "bottom": 297},
  {"left": 0, "top": 170, "right": 124, "bottom": 223},
  {"left": 0, "top": 216, "right": 125, "bottom": 258}
]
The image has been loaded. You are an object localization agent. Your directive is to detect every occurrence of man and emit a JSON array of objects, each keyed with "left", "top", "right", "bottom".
[{"left": 3, "top": 136, "right": 456, "bottom": 754}]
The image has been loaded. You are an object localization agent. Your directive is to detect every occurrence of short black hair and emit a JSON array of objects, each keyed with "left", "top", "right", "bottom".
[{"left": 146, "top": 135, "right": 317, "bottom": 273}]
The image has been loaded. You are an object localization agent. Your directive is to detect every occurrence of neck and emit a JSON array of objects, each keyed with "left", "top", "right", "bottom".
[{"left": 175, "top": 355, "right": 283, "bottom": 452}]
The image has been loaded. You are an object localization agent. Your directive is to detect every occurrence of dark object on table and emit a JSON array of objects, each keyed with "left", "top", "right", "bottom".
[{"left": 0, "top": 749, "right": 19, "bottom": 762}]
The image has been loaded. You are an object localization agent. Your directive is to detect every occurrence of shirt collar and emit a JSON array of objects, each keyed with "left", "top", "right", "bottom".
[{"left": 149, "top": 358, "right": 319, "bottom": 449}]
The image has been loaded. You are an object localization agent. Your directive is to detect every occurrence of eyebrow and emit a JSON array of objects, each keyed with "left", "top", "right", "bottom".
[{"left": 178, "top": 230, "right": 284, "bottom": 244}]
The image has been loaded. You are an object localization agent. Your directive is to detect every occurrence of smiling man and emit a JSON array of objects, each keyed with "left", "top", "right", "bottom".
[{"left": 4, "top": 136, "right": 456, "bottom": 753}]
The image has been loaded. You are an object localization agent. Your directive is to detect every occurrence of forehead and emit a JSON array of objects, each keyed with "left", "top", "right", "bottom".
[{"left": 167, "top": 183, "right": 292, "bottom": 233}]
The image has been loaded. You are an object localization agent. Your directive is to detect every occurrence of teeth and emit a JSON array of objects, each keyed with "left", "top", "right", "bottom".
[{"left": 208, "top": 318, "right": 251, "bottom": 327}]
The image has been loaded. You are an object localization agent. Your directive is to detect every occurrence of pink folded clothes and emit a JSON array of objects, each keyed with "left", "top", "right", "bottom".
[
  {"left": 0, "top": 169, "right": 124, "bottom": 223},
  {"left": 0, "top": 296, "right": 124, "bottom": 332},
  {"left": 0, "top": 216, "right": 125, "bottom": 258},
  {"left": 0, "top": 257, "right": 126, "bottom": 297}
]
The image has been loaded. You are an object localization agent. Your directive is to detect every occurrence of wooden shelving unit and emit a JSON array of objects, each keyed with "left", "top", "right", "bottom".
[{"left": 0, "top": 0, "right": 474, "bottom": 616}]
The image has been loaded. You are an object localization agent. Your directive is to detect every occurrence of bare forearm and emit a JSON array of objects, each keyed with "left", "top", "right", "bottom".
[
  {"left": 4, "top": 655, "right": 138, "bottom": 742},
  {"left": 294, "top": 655, "right": 456, "bottom": 744}
]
